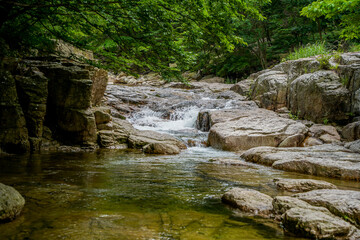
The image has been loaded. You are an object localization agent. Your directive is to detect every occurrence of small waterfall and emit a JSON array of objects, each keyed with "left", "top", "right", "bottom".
[{"left": 129, "top": 106, "right": 201, "bottom": 132}]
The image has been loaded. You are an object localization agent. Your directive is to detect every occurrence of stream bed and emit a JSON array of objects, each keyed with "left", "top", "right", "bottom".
[{"left": 1, "top": 84, "right": 359, "bottom": 240}]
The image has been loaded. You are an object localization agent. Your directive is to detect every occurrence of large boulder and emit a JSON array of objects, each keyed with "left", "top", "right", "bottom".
[
  {"left": 283, "top": 207, "right": 356, "bottom": 240},
  {"left": 208, "top": 109, "right": 308, "bottom": 151},
  {"left": 288, "top": 70, "right": 350, "bottom": 123},
  {"left": 274, "top": 178, "right": 337, "bottom": 193},
  {"left": 0, "top": 183, "right": 25, "bottom": 222},
  {"left": 0, "top": 70, "right": 30, "bottom": 153},
  {"left": 295, "top": 189, "right": 360, "bottom": 227},
  {"left": 250, "top": 70, "right": 288, "bottom": 110},
  {"left": 222, "top": 188, "right": 273, "bottom": 216},
  {"left": 242, "top": 144, "right": 360, "bottom": 180},
  {"left": 196, "top": 102, "right": 258, "bottom": 131}
]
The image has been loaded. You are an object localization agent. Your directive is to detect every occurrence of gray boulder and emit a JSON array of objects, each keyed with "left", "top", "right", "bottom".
[
  {"left": 288, "top": 70, "right": 350, "bottom": 123},
  {"left": 208, "top": 109, "right": 308, "bottom": 151},
  {"left": 342, "top": 121, "right": 360, "bottom": 141},
  {"left": 250, "top": 70, "right": 288, "bottom": 110},
  {"left": 222, "top": 188, "right": 273, "bottom": 216},
  {"left": 0, "top": 183, "right": 25, "bottom": 222},
  {"left": 295, "top": 189, "right": 360, "bottom": 227},
  {"left": 274, "top": 178, "right": 337, "bottom": 192},
  {"left": 283, "top": 207, "right": 355, "bottom": 239}
]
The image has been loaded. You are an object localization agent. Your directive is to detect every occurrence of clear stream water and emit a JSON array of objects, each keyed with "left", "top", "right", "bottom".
[{"left": 1, "top": 86, "right": 359, "bottom": 240}]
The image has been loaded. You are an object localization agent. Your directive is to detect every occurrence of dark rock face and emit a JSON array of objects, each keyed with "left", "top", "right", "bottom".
[
  {"left": 15, "top": 67, "right": 48, "bottom": 151},
  {"left": 0, "top": 57, "right": 108, "bottom": 153},
  {"left": 0, "top": 70, "right": 30, "bottom": 153}
]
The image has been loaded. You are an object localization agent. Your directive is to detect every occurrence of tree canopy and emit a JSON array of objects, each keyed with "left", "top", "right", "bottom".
[
  {"left": 1, "top": 0, "right": 359, "bottom": 80},
  {"left": 301, "top": 0, "right": 360, "bottom": 40},
  {"left": 0, "top": 0, "right": 269, "bottom": 79}
]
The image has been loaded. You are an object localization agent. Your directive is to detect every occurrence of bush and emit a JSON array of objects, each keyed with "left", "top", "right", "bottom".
[
  {"left": 349, "top": 43, "right": 360, "bottom": 52},
  {"left": 283, "top": 42, "right": 329, "bottom": 61}
]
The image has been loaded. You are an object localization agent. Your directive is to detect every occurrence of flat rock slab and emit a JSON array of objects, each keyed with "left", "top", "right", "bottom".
[
  {"left": 221, "top": 187, "right": 273, "bottom": 217},
  {"left": 272, "top": 196, "right": 329, "bottom": 215},
  {"left": 0, "top": 183, "right": 25, "bottom": 221},
  {"left": 283, "top": 207, "right": 355, "bottom": 240},
  {"left": 294, "top": 189, "right": 360, "bottom": 228},
  {"left": 208, "top": 109, "right": 308, "bottom": 151},
  {"left": 242, "top": 144, "right": 360, "bottom": 180},
  {"left": 274, "top": 178, "right": 337, "bottom": 192}
]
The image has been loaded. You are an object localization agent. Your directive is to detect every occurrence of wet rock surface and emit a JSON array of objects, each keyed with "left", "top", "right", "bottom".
[
  {"left": 242, "top": 144, "right": 360, "bottom": 180},
  {"left": 0, "top": 183, "right": 25, "bottom": 222}
]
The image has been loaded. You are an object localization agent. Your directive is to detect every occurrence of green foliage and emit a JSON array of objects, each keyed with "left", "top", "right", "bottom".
[
  {"left": 301, "top": 0, "right": 360, "bottom": 40},
  {"left": 283, "top": 42, "right": 329, "bottom": 61},
  {"left": 0, "top": 0, "right": 269, "bottom": 79},
  {"left": 341, "top": 76, "right": 350, "bottom": 86},
  {"left": 317, "top": 54, "right": 332, "bottom": 70},
  {"left": 288, "top": 112, "right": 299, "bottom": 120},
  {"left": 349, "top": 43, "right": 360, "bottom": 52},
  {"left": 323, "top": 118, "right": 329, "bottom": 125}
]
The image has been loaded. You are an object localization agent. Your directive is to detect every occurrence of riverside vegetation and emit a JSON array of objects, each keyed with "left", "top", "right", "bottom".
[{"left": 1, "top": 0, "right": 360, "bottom": 239}]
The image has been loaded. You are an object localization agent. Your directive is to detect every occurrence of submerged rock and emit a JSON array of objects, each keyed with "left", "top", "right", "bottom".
[
  {"left": 222, "top": 188, "right": 273, "bottom": 217},
  {"left": 0, "top": 183, "right": 25, "bottom": 222},
  {"left": 294, "top": 189, "right": 360, "bottom": 227},
  {"left": 242, "top": 144, "right": 360, "bottom": 180},
  {"left": 273, "top": 178, "right": 337, "bottom": 192}
]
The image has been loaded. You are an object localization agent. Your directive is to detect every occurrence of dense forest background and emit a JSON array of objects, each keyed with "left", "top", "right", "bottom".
[{"left": 1, "top": 0, "right": 359, "bottom": 81}]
